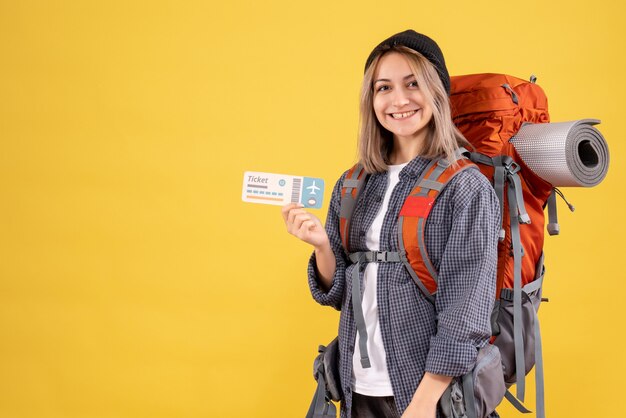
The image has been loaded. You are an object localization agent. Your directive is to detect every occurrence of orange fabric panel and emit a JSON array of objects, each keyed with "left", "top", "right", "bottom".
[
  {"left": 401, "top": 214, "right": 420, "bottom": 252},
  {"left": 401, "top": 215, "right": 437, "bottom": 294},
  {"left": 399, "top": 196, "right": 435, "bottom": 218},
  {"left": 410, "top": 254, "right": 438, "bottom": 293},
  {"left": 451, "top": 74, "right": 549, "bottom": 157}
]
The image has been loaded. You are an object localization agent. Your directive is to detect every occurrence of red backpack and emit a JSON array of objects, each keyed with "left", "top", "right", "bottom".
[
  {"left": 338, "top": 74, "right": 557, "bottom": 418},
  {"left": 451, "top": 73, "right": 556, "bottom": 417}
]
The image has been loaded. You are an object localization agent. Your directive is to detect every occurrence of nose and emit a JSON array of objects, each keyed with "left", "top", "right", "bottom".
[{"left": 391, "top": 88, "right": 410, "bottom": 107}]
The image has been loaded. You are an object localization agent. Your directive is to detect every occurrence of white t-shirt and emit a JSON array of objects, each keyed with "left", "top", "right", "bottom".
[{"left": 352, "top": 162, "right": 408, "bottom": 396}]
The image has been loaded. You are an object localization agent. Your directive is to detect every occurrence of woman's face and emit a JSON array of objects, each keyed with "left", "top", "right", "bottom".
[{"left": 372, "top": 52, "right": 433, "bottom": 143}]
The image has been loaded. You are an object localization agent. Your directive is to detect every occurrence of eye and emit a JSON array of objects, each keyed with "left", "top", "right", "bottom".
[
  {"left": 375, "top": 84, "right": 390, "bottom": 92},
  {"left": 407, "top": 80, "right": 419, "bottom": 88}
]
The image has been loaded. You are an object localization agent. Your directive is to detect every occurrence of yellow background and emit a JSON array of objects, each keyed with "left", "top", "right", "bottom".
[{"left": 1, "top": 0, "right": 624, "bottom": 417}]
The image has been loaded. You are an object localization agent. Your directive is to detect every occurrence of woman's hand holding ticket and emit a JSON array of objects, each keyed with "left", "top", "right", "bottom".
[{"left": 281, "top": 203, "right": 328, "bottom": 248}]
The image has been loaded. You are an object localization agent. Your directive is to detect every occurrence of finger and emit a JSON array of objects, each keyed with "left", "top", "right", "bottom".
[
  {"left": 309, "top": 213, "right": 322, "bottom": 227},
  {"left": 281, "top": 203, "right": 301, "bottom": 222},
  {"left": 294, "top": 213, "right": 312, "bottom": 224},
  {"left": 281, "top": 203, "right": 299, "bottom": 223},
  {"left": 296, "top": 220, "right": 317, "bottom": 240},
  {"left": 292, "top": 213, "right": 311, "bottom": 232},
  {"left": 287, "top": 207, "right": 307, "bottom": 226}
]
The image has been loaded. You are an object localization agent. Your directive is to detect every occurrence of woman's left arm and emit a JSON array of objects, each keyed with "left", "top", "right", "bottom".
[
  {"left": 405, "top": 169, "right": 501, "bottom": 417},
  {"left": 401, "top": 372, "right": 452, "bottom": 418}
]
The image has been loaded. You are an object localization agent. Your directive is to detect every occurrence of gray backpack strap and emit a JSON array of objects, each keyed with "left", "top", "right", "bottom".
[
  {"left": 306, "top": 356, "right": 337, "bottom": 418},
  {"left": 462, "top": 373, "right": 478, "bottom": 418},
  {"left": 339, "top": 165, "right": 367, "bottom": 252},
  {"left": 505, "top": 270, "right": 547, "bottom": 418},
  {"left": 504, "top": 390, "right": 532, "bottom": 413},
  {"left": 348, "top": 251, "right": 401, "bottom": 369},
  {"left": 350, "top": 252, "right": 371, "bottom": 369},
  {"left": 496, "top": 156, "right": 531, "bottom": 225},
  {"left": 469, "top": 153, "right": 531, "bottom": 236},
  {"left": 507, "top": 164, "right": 531, "bottom": 224},
  {"left": 507, "top": 178, "right": 527, "bottom": 402},
  {"left": 533, "top": 311, "right": 546, "bottom": 418},
  {"left": 547, "top": 187, "right": 576, "bottom": 236},
  {"left": 455, "top": 146, "right": 471, "bottom": 159},
  {"left": 338, "top": 164, "right": 372, "bottom": 368},
  {"left": 469, "top": 153, "right": 506, "bottom": 241},
  {"left": 467, "top": 151, "right": 493, "bottom": 166},
  {"left": 546, "top": 189, "right": 560, "bottom": 235},
  {"left": 492, "top": 156, "right": 507, "bottom": 241},
  {"left": 525, "top": 260, "right": 546, "bottom": 418}
]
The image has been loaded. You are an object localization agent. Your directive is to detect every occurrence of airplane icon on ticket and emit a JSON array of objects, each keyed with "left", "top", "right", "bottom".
[{"left": 306, "top": 181, "right": 321, "bottom": 195}]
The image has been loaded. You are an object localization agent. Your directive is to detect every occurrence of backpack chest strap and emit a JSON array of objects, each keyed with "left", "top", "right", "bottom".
[
  {"left": 348, "top": 250, "right": 401, "bottom": 264},
  {"left": 347, "top": 250, "right": 402, "bottom": 369}
]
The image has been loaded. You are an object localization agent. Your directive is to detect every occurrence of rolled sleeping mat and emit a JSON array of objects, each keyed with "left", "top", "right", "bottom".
[{"left": 510, "top": 119, "right": 610, "bottom": 187}]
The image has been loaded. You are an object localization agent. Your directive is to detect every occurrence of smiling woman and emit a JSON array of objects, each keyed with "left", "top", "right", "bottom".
[
  {"left": 282, "top": 30, "right": 501, "bottom": 418},
  {"left": 372, "top": 53, "right": 434, "bottom": 160}
]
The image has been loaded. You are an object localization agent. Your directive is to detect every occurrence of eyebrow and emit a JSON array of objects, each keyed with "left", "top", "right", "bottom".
[{"left": 374, "top": 74, "right": 416, "bottom": 85}]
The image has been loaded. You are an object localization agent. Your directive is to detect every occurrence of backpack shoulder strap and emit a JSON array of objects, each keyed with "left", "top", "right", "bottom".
[
  {"left": 398, "top": 153, "right": 477, "bottom": 298},
  {"left": 339, "top": 164, "right": 368, "bottom": 253}
]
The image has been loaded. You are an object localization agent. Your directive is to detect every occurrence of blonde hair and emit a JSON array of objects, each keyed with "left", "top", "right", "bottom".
[{"left": 358, "top": 45, "right": 469, "bottom": 173}]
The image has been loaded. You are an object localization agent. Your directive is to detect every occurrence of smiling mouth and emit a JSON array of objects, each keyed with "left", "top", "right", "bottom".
[{"left": 390, "top": 110, "right": 419, "bottom": 119}]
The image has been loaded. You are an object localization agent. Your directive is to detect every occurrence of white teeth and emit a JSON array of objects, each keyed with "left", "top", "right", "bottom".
[{"left": 391, "top": 110, "right": 417, "bottom": 119}]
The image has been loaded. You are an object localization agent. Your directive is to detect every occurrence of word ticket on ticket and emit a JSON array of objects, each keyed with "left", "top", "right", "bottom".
[{"left": 242, "top": 171, "right": 325, "bottom": 208}]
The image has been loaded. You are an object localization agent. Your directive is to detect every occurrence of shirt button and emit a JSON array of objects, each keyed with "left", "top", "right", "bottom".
[
  {"left": 376, "top": 195, "right": 383, "bottom": 202},
  {"left": 359, "top": 230, "right": 365, "bottom": 236},
  {"left": 349, "top": 345, "right": 355, "bottom": 351}
]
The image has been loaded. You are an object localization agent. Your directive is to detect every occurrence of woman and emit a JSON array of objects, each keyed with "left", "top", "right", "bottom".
[{"left": 282, "top": 30, "right": 500, "bottom": 418}]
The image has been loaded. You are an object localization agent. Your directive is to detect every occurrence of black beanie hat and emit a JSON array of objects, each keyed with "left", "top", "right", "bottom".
[{"left": 364, "top": 30, "right": 450, "bottom": 95}]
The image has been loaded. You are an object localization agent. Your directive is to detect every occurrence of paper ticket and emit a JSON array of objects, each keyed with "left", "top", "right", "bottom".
[{"left": 242, "top": 171, "right": 325, "bottom": 209}]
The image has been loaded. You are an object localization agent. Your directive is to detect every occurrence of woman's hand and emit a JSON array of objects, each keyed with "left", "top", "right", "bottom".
[
  {"left": 400, "top": 402, "right": 436, "bottom": 418},
  {"left": 401, "top": 372, "right": 450, "bottom": 418},
  {"left": 281, "top": 203, "right": 329, "bottom": 249}
]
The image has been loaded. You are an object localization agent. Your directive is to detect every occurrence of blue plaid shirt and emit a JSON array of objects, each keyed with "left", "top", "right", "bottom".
[{"left": 308, "top": 155, "right": 500, "bottom": 417}]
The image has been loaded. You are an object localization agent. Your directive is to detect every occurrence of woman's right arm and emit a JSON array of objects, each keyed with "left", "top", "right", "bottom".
[
  {"left": 281, "top": 173, "right": 348, "bottom": 309},
  {"left": 310, "top": 243, "right": 335, "bottom": 291},
  {"left": 281, "top": 203, "right": 336, "bottom": 290}
]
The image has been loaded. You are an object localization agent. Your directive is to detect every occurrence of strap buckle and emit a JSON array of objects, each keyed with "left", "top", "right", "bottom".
[
  {"left": 502, "top": 156, "right": 521, "bottom": 175},
  {"left": 374, "top": 251, "right": 387, "bottom": 262},
  {"left": 507, "top": 161, "right": 521, "bottom": 175}
]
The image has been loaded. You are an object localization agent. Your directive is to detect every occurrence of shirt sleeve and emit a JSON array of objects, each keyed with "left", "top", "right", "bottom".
[
  {"left": 307, "top": 171, "right": 349, "bottom": 311},
  {"left": 425, "top": 169, "right": 501, "bottom": 377}
]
